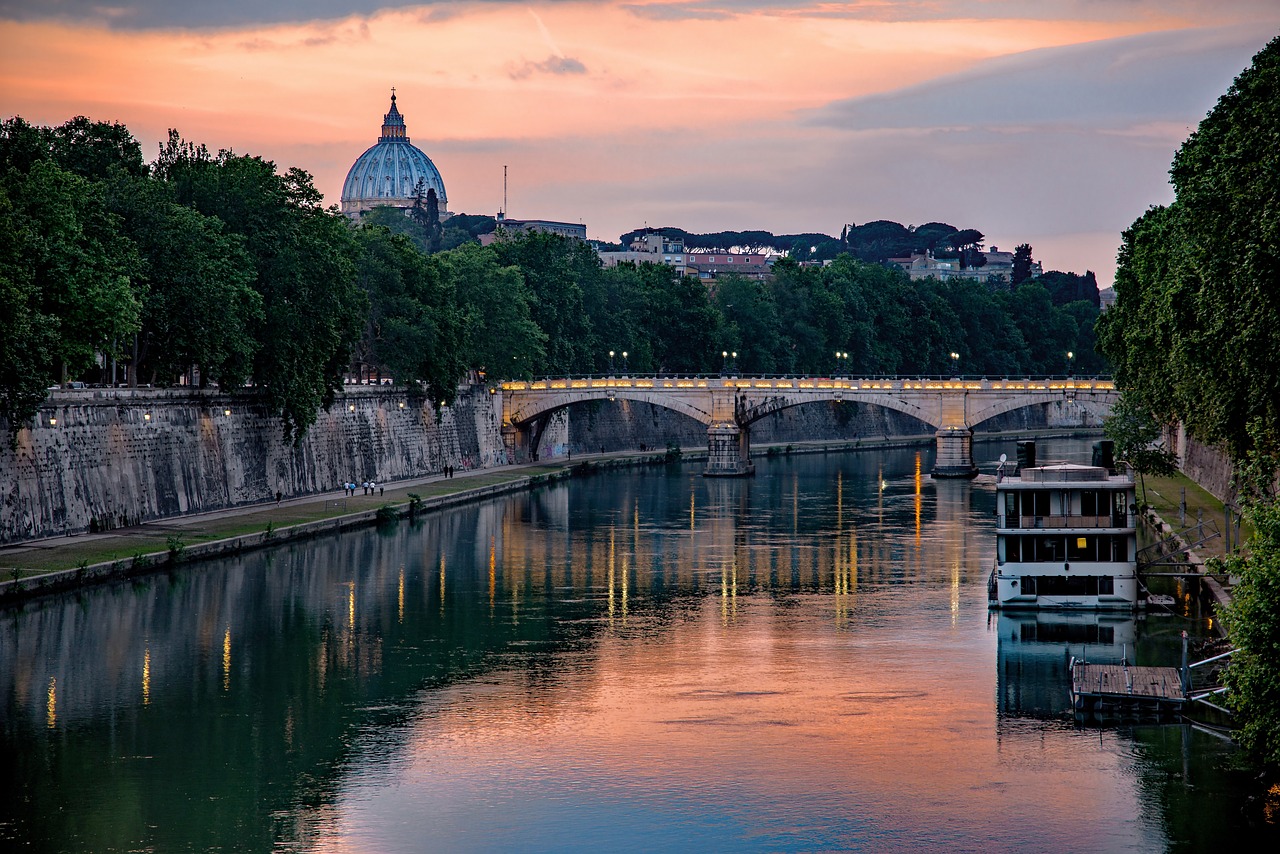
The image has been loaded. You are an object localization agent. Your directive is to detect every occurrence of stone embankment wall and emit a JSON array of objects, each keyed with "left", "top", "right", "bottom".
[
  {"left": 1166, "top": 424, "right": 1237, "bottom": 503},
  {"left": 3, "top": 387, "right": 1083, "bottom": 544},
  {"left": 1, "top": 385, "right": 504, "bottom": 544}
]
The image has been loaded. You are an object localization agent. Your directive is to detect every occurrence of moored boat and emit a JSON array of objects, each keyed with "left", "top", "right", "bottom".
[{"left": 988, "top": 449, "right": 1138, "bottom": 610}]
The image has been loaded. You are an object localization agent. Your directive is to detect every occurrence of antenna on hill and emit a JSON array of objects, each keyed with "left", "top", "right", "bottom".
[{"left": 502, "top": 165, "right": 508, "bottom": 218}]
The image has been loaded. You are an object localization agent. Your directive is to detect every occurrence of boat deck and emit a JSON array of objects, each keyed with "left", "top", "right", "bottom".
[{"left": 1070, "top": 662, "right": 1185, "bottom": 716}]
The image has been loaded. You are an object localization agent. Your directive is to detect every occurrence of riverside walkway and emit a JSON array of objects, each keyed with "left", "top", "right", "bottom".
[{"left": 0, "top": 453, "right": 638, "bottom": 598}]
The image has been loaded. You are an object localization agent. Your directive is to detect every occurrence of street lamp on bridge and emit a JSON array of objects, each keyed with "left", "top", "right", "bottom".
[
  {"left": 950, "top": 351, "right": 960, "bottom": 378},
  {"left": 1066, "top": 350, "right": 1075, "bottom": 378},
  {"left": 834, "top": 350, "right": 849, "bottom": 378},
  {"left": 608, "top": 350, "right": 615, "bottom": 376},
  {"left": 622, "top": 350, "right": 629, "bottom": 376}
]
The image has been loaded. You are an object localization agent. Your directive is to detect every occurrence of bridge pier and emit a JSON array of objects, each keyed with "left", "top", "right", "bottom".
[
  {"left": 704, "top": 422, "right": 754, "bottom": 477},
  {"left": 501, "top": 424, "right": 523, "bottom": 463},
  {"left": 932, "top": 427, "right": 977, "bottom": 478}
]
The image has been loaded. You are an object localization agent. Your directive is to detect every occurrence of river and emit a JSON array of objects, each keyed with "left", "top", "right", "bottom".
[{"left": 1, "top": 438, "right": 1274, "bottom": 852}]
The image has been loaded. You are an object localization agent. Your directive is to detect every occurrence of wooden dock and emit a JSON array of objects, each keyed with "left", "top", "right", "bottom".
[{"left": 1070, "top": 661, "right": 1186, "bottom": 716}]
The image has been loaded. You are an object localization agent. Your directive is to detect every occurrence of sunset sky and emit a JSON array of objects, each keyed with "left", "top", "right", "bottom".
[{"left": 3, "top": 2, "right": 1277, "bottom": 285}]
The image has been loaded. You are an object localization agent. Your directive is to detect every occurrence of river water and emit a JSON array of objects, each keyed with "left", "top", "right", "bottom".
[{"left": 2, "top": 438, "right": 1274, "bottom": 852}]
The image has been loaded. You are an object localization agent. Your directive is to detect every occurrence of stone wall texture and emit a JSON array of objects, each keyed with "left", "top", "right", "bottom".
[
  {"left": 3, "top": 386, "right": 1082, "bottom": 544},
  {"left": 1, "top": 385, "right": 505, "bottom": 544},
  {"left": 1169, "top": 424, "right": 1237, "bottom": 503}
]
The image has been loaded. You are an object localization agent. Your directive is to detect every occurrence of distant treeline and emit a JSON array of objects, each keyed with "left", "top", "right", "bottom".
[
  {"left": 622, "top": 221, "right": 1009, "bottom": 266},
  {"left": 1, "top": 116, "right": 1107, "bottom": 442}
]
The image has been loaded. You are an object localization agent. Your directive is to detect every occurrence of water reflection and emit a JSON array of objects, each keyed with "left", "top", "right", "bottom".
[
  {"left": 0, "top": 442, "right": 1272, "bottom": 851},
  {"left": 995, "top": 612, "right": 1136, "bottom": 721}
]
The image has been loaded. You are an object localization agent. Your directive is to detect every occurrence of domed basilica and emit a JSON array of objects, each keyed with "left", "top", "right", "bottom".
[{"left": 340, "top": 90, "right": 447, "bottom": 218}]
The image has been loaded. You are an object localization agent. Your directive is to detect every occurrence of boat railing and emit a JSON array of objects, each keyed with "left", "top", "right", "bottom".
[{"left": 998, "top": 514, "right": 1133, "bottom": 529}]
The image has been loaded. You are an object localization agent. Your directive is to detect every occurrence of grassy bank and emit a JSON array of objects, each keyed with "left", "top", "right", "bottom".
[{"left": 1138, "top": 470, "right": 1252, "bottom": 561}]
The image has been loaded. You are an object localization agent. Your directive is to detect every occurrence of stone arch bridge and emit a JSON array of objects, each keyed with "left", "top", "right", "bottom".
[{"left": 499, "top": 376, "right": 1117, "bottom": 477}]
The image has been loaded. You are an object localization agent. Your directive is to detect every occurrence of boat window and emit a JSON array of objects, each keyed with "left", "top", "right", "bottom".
[
  {"left": 1020, "top": 576, "right": 1037, "bottom": 595},
  {"left": 1024, "top": 622, "right": 1114, "bottom": 643},
  {"left": 1004, "top": 491, "right": 1019, "bottom": 521},
  {"left": 1068, "top": 535, "right": 1095, "bottom": 561},
  {"left": 1032, "top": 492, "right": 1050, "bottom": 517},
  {"left": 1113, "top": 491, "right": 1128, "bottom": 524},
  {"left": 1080, "top": 490, "right": 1098, "bottom": 516},
  {"left": 1099, "top": 576, "right": 1115, "bottom": 595},
  {"left": 1004, "top": 537, "right": 1020, "bottom": 562},
  {"left": 1033, "top": 575, "right": 1100, "bottom": 596}
]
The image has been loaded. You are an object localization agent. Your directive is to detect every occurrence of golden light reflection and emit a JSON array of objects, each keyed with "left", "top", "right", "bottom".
[
  {"left": 347, "top": 582, "right": 356, "bottom": 630},
  {"left": 689, "top": 489, "right": 696, "bottom": 532},
  {"left": 439, "top": 553, "right": 446, "bottom": 615},
  {"left": 511, "top": 556, "right": 521, "bottom": 627},
  {"left": 621, "top": 555, "right": 629, "bottom": 622},
  {"left": 836, "top": 470, "right": 844, "bottom": 532},
  {"left": 914, "top": 452, "right": 923, "bottom": 543},
  {"left": 951, "top": 564, "right": 961, "bottom": 626},
  {"left": 142, "top": 647, "right": 151, "bottom": 706},
  {"left": 488, "top": 536, "right": 496, "bottom": 613},
  {"left": 223, "top": 625, "right": 232, "bottom": 691},
  {"left": 608, "top": 527, "right": 616, "bottom": 625},
  {"left": 398, "top": 566, "right": 405, "bottom": 624},
  {"left": 46, "top": 676, "right": 56, "bottom": 729}
]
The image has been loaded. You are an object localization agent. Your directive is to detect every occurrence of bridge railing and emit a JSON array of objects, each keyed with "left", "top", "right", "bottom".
[{"left": 499, "top": 375, "right": 1115, "bottom": 393}]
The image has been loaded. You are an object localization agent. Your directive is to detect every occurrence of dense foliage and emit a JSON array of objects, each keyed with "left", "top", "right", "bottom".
[
  {"left": 1218, "top": 505, "right": 1280, "bottom": 769},
  {"left": 2, "top": 116, "right": 1106, "bottom": 443},
  {"left": 1096, "top": 36, "right": 1280, "bottom": 770},
  {"left": 1097, "top": 35, "right": 1280, "bottom": 480}
]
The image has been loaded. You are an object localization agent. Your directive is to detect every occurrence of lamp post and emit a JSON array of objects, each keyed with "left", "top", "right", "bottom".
[
  {"left": 608, "top": 350, "right": 615, "bottom": 376},
  {"left": 950, "top": 351, "right": 960, "bottom": 378},
  {"left": 1066, "top": 350, "right": 1075, "bottom": 378},
  {"left": 731, "top": 351, "right": 739, "bottom": 376},
  {"left": 621, "top": 350, "right": 629, "bottom": 376},
  {"left": 722, "top": 350, "right": 729, "bottom": 376}
]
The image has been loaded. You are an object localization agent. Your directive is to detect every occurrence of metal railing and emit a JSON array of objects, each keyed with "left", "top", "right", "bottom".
[{"left": 998, "top": 514, "right": 1134, "bottom": 529}]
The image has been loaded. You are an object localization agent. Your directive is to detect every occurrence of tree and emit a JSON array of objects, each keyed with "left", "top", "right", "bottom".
[
  {"left": 106, "top": 176, "right": 261, "bottom": 387},
  {"left": 0, "top": 184, "right": 59, "bottom": 434},
  {"left": 437, "top": 243, "right": 545, "bottom": 379},
  {"left": 353, "top": 226, "right": 465, "bottom": 403},
  {"left": 361, "top": 204, "right": 434, "bottom": 253},
  {"left": 1103, "top": 395, "right": 1177, "bottom": 479},
  {"left": 46, "top": 116, "right": 146, "bottom": 181},
  {"left": 1217, "top": 504, "right": 1280, "bottom": 769},
  {"left": 714, "top": 275, "right": 783, "bottom": 374},
  {"left": 154, "top": 133, "right": 366, "bottom": 440},
  {"left": 8, "top": 162, "right": 142, "bottom": 379},
  {"left": 1011, "top": 243, "right": 1034, "bottom": 285},
  {"left": 490, "top": 232, "right": 599, "bottom": 375}
]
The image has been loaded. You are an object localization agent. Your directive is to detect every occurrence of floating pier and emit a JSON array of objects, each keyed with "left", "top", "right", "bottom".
[
  {"left": 1070, "top": 661, "right": 1186, "bottom": 716},
  {"left": 1069, "top": 632, "right": 1233, "bottom": 719}
]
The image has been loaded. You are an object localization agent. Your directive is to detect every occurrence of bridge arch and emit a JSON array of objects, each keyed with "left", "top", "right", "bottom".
[
  {"left": 506, "top": 389, "right": 713, "bottom": 429},
  {"left": 965, "top": 391, "right": 1117, "bottom": 432},
  {"left": 736, "top": 392, "right": 940, "bottom": 431}
]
